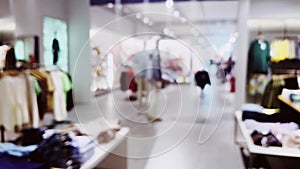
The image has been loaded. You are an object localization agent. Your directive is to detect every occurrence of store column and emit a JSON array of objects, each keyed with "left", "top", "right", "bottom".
[
  {"left": 67, "top": 0, "right": 92, "bottom": 104},
  {"left": 235, "top": 0, "right": 250, "bottom": 109}
]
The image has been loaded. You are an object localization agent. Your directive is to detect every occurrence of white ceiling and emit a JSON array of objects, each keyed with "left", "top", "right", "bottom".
[
  {"left": 123, "top": 1, "right": 238, "bottom": 22},
  {"left": 90, "top": 1, "right": 239, "bottom": 39}
]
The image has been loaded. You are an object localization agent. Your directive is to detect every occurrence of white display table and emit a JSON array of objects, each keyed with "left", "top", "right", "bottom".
[
  {"left": 81, "top": 127, "right": 129, "bottom": 169},
  {"left": 235, "top": 111, "right": 300, "bottom": 158}
]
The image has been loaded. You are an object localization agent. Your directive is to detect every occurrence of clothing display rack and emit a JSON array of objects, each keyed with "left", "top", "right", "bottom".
[{"left": 0, "top": 68, "right": 73, "bottom": 142}]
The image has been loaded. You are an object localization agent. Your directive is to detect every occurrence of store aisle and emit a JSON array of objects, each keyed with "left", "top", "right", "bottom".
[{"left": 68, "top": 79, "right": 244, "bottom": 169}]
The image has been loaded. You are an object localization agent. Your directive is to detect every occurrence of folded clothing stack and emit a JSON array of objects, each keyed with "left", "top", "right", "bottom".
[
  {"left": 29, "top": 132, "right": 81, "bottom": 169},
  {"left": 74, "top": 118, "right": 121, "bottom": 144},
  {"left": 72, "top": 135, "right": 96, "bottom": 163},
  {"left": 282, "top": 88, "right": 300, "bottom": 101},
  {"left": 241, "top": 106, "right": 300, "bottom": 149}
]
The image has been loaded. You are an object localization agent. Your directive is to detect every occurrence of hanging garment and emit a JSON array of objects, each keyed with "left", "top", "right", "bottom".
[
  {"left": 150, "top": 49, "right": 162, "bottom": 81},
  {"left": 4, "top": 47, "right": 17, "bottom": 71},
  {"left": 194, "top": 70, "right": 211, "bottom": 89},
  {"left": 126, "top": 70, "right": 137, "bottom": 92},
  {"left": 65, "top": 73, "right": 74, "bottom": 111},
  {"left": 120, "top": 71, "right": 127, "bottom": 91},
  {"left": 60, "top": 71, "right": 73, "bottom": 111},
  {"left": 296, "top": 42, "right": 300, "bottom": 59},
  {"left": 248, "top": 74, "right": 269, "bottom": 95},
  {"left": 15, "top": 75, "right": 31, "bottom": 126},
  {"left": 270, "top": 39, "right": 294, "bottom": 62},
  {"left": 120, "top": 70, "right": 136, "bottom": 92},
  {"left": 50, "top": 70, "right": 67, "bottom": 121},
  {"left": 261, "top": 76, "right": 298, "bottom": 109},
  {"left": 248, "top": 39, "right": 270, "bottom": 74},
  {"left": 0, "top": 45, "right": 10, "bottom": 69},
  {"left": 24, "top": 73, "right": 40, "bottom": 128},
  {"left": 261, "top": 77, "right": 285, "bottom": 108},
  {"left": 30, "top": 70, "right": 55, "bottom": 118},
  {"left": 288, "top": 40, "right": 296, "bottom": 59},
  {"left": 52, "top": 38, "right": 60, "bottom": 65},
  {"left": 0, "top": 76, "right": 19, "bottom": 131},
  {"left": 0, "top": 73, "right": 39, "bottom": 131}
]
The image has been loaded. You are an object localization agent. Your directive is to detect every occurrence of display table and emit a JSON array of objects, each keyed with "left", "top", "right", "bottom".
[
  {"left": 278, "top": 95, "right": 300, "bottom": 113},
  {"left": 81, "top": 127, "right": 130, "bottom": 169},
  {"left": 234, "top": 111, "right": 300, "bottom": 158}
]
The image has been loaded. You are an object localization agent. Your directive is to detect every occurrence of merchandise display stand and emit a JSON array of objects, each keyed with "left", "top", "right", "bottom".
[
  {"left": 277, "top": 95, "right": 300, "bottom": 113},
  {"left": 234, "top": 111, "right": 300, "bottom": 168},
  {"left": 81, "top": 127, "right": 129, "bottom": 169},
  {"left": 234, "top": 111, "right": 300, "bottom": 158}
]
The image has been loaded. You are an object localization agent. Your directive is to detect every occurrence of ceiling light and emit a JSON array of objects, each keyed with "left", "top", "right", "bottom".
[
  {"left": 143, "top": 17, "right": 150, "bottom": 24},
  {"left": 148, "top": 21, "right": 153, "bottom": 26},
  {"left": 174, "top": 11, "right": 180, "bottom": 17},
  {"left": 107, "top": 3, "right": 114, "bottom": 8},
  {"left": 165, "top": 0, "right": 174, "bottom": 9},
  {"left": 229, "top": 37, "right": 236, "bottom": 43},
  {"left": 225, "top": 43, "right": 231, "bottom": 49},
  {"left": 0, "top": 22, "right": 16, "bottom": 31},
  {"left": 180, "top": 17, "right": 187, "bottom": 23},
  {"left": 163, "top": 28, "right": 170, "bottom": 35},
  {"left": 136, "top": 13, "right": 142, "bottom": 19}
]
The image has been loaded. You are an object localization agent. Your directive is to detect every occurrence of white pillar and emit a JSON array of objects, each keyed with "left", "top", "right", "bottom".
[
  {"left": 67, "top": 0, "right": 92, "bottom": 104},
  {"left": 235, "top": 0, "right": 250, "bottom": 109}
]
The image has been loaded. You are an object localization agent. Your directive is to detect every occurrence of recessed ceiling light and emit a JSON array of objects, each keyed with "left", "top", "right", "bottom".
[
  {"left": 143, "top": 17, "right": 150, "bottom": 24},
  {"left": 107, "top": 3, "right": 114, "bottom": 8},
  {"left": 165, "top": 0, "right": 173, "bottom": 9},
  {"left": 174, "top": 11, "right": 180, "bottom": 17},
  {"left": 163, "top": 28, "right": 170, "bottom": 35},
  {"left": 229, "top": 37, "right": 236, "bottom": 43},
  {"left": 136, "top": 13, "right": 142, "bottom": 19},
  {"left": 180, "top": 17, "right": 187, "bottom": 23}
]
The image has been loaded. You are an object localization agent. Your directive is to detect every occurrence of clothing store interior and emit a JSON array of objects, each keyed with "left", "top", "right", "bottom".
[{"left": 1, "top": 0, "right": 300, "bottom": 169}]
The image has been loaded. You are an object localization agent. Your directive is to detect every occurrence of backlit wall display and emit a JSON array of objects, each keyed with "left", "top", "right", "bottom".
[{"left": 43, "top": 17, "right": 68, "bottom": 72}]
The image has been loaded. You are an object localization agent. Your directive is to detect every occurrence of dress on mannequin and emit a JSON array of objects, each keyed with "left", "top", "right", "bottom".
[{"left": 52, "top": 38, "right": 60, "bottom": 65}]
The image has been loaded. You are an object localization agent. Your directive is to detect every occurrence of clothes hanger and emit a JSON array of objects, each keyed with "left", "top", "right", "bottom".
[{"left": 256, "top": 25, "right": 264, "bottom": 40}]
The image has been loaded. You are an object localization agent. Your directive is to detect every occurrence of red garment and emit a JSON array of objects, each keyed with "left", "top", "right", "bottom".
[{"left": 126, "top": 71, "right": 137, "bottom": 92}]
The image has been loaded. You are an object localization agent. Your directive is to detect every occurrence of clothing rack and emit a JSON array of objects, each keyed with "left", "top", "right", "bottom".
[{"left": 0, "top": 68, "right": 74, "bottom": 142}]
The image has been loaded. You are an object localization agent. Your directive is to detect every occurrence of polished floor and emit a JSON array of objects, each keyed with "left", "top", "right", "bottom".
[{"left": 69, "top": 77, "right": 244, "bottom": 169}]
